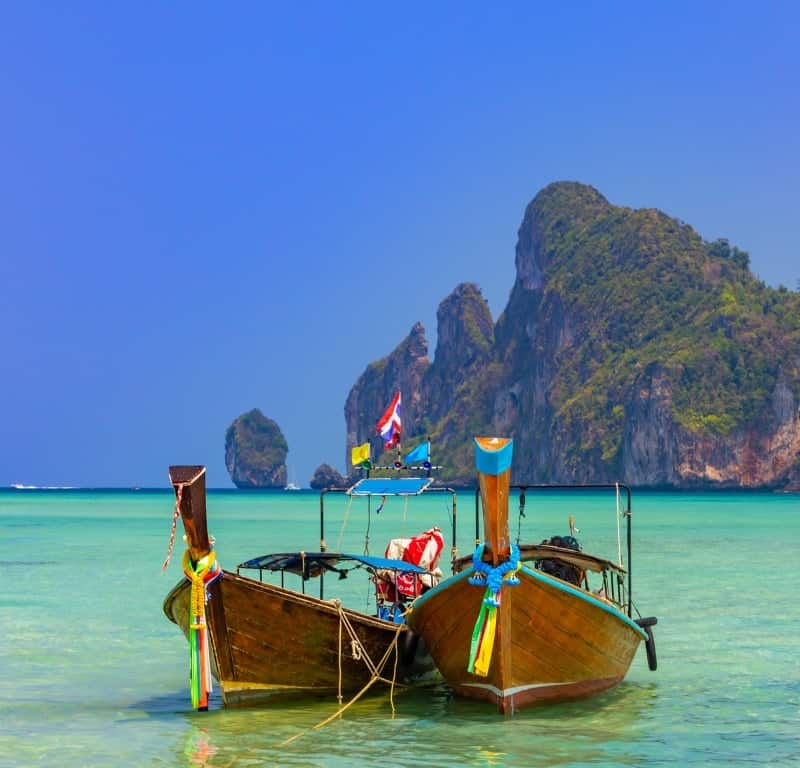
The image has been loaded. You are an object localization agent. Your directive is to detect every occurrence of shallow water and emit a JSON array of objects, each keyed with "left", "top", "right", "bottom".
[{"left": 1, "top": 488, "right": 798, "bottom": 767}]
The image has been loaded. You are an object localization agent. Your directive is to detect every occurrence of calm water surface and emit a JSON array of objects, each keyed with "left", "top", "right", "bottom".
[{"left": 1, "top": 488, "right": 798, "bottom": 767}]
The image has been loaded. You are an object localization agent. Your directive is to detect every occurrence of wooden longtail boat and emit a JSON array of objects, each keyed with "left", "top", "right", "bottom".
[
  {"left": 406, "top": 437, "right": 658, "bottom": 713},
  {"left": 163, "top": 465, "right": 454, "bottom": 709}
]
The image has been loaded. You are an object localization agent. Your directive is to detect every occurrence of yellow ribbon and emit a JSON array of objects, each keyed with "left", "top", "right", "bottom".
[{"left": 182, "top": 550, "right": 217, "bottom": 628}]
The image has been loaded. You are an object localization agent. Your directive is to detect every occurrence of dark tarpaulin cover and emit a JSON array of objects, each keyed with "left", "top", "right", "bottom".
[{"left": 238, "top": 551, "right": 429, "bottom": 575}]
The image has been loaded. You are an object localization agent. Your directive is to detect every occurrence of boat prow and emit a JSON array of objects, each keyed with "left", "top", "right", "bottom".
[
  {"left": 406, "top": 437, "right": 658, "bottom": 713},
  {"left": 162, "top": 463, "right": 451, "bottom": 710}
]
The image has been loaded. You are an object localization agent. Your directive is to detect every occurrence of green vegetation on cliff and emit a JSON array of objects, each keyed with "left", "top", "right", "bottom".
[
  {"left": 349, "top": 182, "right": 800, "bottom": 488},
  {"left": 534, "top": 185, "right": 800, "bottom": 473}
]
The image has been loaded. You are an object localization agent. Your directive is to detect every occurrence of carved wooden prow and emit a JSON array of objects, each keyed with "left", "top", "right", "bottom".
[
  {"left": 168, "top": 465, "right": 210, "bottom": 561},
  {"left": 474, "top": 437, "right": 513, "bottom": 566}
]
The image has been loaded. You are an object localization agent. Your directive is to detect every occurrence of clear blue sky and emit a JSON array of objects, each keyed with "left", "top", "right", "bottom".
[{"left": 2, "top": 3, "right": 798, "bottom": 488}]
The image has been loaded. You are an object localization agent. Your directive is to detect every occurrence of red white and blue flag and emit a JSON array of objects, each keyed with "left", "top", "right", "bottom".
[{"left": 376, "top": 391, "right": 402, "bottom": 449}]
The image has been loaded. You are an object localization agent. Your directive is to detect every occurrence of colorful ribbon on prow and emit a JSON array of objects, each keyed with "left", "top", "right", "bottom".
[
  {"left": 182, "top": 547, "right": 222, "bottom": 709},
  {"left": 467, "top": 542, "right": 520, "bottom": 676}
]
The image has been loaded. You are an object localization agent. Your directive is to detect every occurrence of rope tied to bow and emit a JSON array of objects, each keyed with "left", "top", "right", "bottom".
[
  {"left": 182, "top": 547, "right": 222, "bottom": 710},
  {"left": 467, "top": 543, "right": 520, "bottom": 676}
]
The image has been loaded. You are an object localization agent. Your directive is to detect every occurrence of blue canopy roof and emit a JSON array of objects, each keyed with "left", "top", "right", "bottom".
[{"left": 348, "top": 477, "right": 433, "bottom": 496}]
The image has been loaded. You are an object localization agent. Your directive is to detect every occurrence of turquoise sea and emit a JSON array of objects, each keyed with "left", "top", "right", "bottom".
[{"left": 1, "top": 487, "right": 798, "bottom": 767}]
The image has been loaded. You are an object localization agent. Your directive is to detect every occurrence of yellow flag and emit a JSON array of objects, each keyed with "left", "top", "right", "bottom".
[{"left": 351, "top": 442, "right": 371, "bottom": 467}]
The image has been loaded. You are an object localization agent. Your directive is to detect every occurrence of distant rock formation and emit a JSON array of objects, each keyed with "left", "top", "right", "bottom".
[
  {"left": 309, "top": 463, "right": 345, "bottom": 490},
  {"left": 344, "top": 182, "right": 800, "bottom": 489},
  {"left": 225, "top": 409, "right": 288, "bottom": 488}
]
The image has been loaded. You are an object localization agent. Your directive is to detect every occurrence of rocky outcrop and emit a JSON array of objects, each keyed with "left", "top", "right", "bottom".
[
  {"left": 309, "top": 463, "right": 345, "bottom": 490},
  {"left": 665, "top": 371, "right": 800, "bottom": 487},
  {"left": 225, "top": 409, "right": 288, "bottom": 488},
  {"left": 342, "top": 285, "right": 497, "bottom": 482},
  {"left": 498, "top": 183, "right": 800, "bottom": 487},
  {"left": 419, "top": 284, "right": 499, "bottom": 483},
  {"left": 424, "top": 283, "right": 495, "bottom": 424},
  {"left": 344, "top": 182, "right": 800, "bottom": 489},
  {"left": 344, "top": 322, "right": 430, "bottom": 471},
  {"left": 621, "top": 364, "right": 682, "bottom": 486}
]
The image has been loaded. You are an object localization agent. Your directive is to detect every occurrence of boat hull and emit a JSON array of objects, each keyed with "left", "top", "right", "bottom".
[
  {"left": 407, "top": 565, "right": 646, "bottom": 713},
  {"left": 164, "top": 570, "right": 433, "bottom": 707}
]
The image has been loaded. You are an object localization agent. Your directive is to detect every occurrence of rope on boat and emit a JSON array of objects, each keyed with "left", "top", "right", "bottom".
[
  {"left": 337, "top": 610, "right": 343, "bottom": 705},
  {"left": 335, "top": 493, "right": 355, "bottom": 553},
  {"left": 276, "top": 599, "right": 404, "bottom": 748},
  {"left": 161, "top": 484, "right": 183, "bottom": 571},
  {"left": 363, "top": 495, "right": 371, "bottom": 555},
  {"left": 332, "top": 600, "right": 400, "bottom": 696}
]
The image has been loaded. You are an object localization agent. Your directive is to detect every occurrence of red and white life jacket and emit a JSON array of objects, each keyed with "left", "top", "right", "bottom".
[{"left": 381, "top": 526, "right": 444, "bottom": 598}]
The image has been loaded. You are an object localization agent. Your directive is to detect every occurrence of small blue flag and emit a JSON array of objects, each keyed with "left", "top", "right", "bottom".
[{"left": 403, "top": 441, "right": 430, "bottom": 464}]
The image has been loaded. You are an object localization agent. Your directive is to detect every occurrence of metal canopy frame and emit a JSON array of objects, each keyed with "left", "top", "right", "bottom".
[
  {"left": 320, "top": 477, "right": 458, "bottom": 599},
  {"left": 473, "top": 482, "right": 635, "bottom": 617}
]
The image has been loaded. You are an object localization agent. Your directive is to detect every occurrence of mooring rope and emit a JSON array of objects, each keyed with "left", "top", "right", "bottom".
[
  {"left": 276, "top": 600, "right": 404, "bottom": 748},
  {"left": 161, "top": 484, "right": 183, "bottom": 571},
  {"left": 363, "top": 496, "right": 371, "bottom": 555},
  {"left": 337, "top": 610, "right": 343, "bottom": 706},
  {"left": 335, "top": 494, "right": 355, "bottom": 553}
]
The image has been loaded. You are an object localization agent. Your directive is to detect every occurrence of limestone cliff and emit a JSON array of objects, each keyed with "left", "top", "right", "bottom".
[
  {"left": 344, "top": 322, "right": 430, "bottom": 467},
  {"left": 424, "top": 283, "right": 495, "bottom": 424},
  {"left": 225, "top": 409, "right": 288, "bottom": 488},
  {"left": 342, "top": 286, "right": 498, "bottom": 480},
  {"left": 344, "top": 182, "right": 800, "bottom": 489}
]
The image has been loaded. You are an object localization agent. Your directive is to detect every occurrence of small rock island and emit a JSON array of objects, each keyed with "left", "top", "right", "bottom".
[{"left": 225, "top": 409, "right": 289, "bottom": 488}]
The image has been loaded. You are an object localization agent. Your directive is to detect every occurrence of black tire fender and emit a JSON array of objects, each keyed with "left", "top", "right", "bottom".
[
  {"left": 400, "top": 628, "right": 420, "bottom": 666},
  {"left": 635, "top": 616, "right": 658, "bottom": 671}
]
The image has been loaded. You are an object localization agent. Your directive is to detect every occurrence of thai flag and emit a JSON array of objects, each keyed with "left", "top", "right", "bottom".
[{"left": 376, "top": 391, "right": 402, "bottom": 449}]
